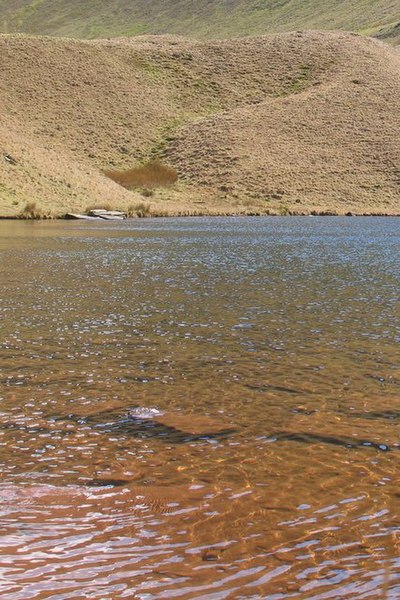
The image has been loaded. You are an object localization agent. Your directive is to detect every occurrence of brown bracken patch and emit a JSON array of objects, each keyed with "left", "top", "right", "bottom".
[{"left": 104, "top": 160, "right": 178, "bottom": 190}]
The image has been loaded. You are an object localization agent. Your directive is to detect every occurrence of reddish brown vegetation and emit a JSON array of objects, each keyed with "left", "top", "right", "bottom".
[{"left": 104, "top": 161, "right": 178, "bottom": 190}]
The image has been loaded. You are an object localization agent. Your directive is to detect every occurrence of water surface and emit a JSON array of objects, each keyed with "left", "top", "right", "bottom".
[{"left": 0, "top": 217, "right": 399, "bottom": 599}]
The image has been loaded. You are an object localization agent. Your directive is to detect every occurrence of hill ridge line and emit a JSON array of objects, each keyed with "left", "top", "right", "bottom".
[{"left": 0, "top": 0, "right": 399, "bottom": 44}]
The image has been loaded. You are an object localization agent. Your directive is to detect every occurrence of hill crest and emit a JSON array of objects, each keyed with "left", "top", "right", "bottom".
[{"left": 0, "top": 0, "right": 399, "bottom": 44}]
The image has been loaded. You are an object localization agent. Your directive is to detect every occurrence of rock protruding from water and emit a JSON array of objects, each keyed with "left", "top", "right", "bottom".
[
  {"left": 128, "top": 407, "right": 165, "bottom": 420},
  {"left": 65, "top": 209, "right": 127, "bottom": 220}
]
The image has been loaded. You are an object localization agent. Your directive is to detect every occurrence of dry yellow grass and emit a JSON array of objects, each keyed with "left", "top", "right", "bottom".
[{"left": 0, "top": 31, "right": 399, "bottom": 217}]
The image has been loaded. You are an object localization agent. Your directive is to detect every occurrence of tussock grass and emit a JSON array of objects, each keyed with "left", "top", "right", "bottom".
[
  {"left": 104, "top": 160, "right": 178, "bottom": 190},
  {"left": 140, "top": 188, "right": 154, "bottom": 198},
  {"left": 127, "top": 202, "right": 152, "bottom": 217},
  {"left": 19, "top": 201, "right": 52, "bottom": 219},
  {"left": 85, "top": 202, "right": 112, "bottom": 213}
]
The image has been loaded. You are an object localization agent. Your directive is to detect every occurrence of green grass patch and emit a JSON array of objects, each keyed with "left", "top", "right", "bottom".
[{"left": 1, "top": 0, "right": 398, "bottom": 41}]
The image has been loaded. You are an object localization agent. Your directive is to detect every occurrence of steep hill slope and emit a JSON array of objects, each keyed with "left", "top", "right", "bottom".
[
  {"left": 0, "top": 31, "right": 399, "bottom": 217},
  {"left": 0, "top": 0, "right": 399, "bottom": 43}
]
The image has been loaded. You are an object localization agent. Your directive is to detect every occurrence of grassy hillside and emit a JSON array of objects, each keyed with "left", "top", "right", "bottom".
[
  {"left": 0, "top": 0, "right": 399, "bottom": 43},
  {"left": 0, "top": 31, "right": 399, "bottom": 217}
]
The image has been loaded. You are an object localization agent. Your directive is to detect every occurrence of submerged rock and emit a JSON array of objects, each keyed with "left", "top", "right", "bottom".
[{"left": 127, "top": 407, "right": 236, "bottom": 437}]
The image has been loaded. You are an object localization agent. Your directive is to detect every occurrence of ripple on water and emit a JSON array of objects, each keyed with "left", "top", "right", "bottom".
[{"left": 0, "top": 217, "right": 399, "bottom": 599}]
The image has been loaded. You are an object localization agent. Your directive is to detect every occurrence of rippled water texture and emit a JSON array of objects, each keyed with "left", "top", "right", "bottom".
[{"left": 0, "top": 217, "right": 399, "bottom": 599}]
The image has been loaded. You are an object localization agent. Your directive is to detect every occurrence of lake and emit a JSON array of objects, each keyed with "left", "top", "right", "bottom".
[{"left": 0, "top": 217, "right": 399, "bottom": 599}]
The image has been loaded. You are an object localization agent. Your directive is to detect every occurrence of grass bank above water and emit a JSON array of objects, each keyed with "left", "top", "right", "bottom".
[
  {"left": 5, "top": 200, "right": 400, "bottom": 220},
  {"left": 1, "top": 32, "right": 399, "bottom": 219}
]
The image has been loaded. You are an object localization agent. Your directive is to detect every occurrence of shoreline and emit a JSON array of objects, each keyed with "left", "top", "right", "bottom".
[{"left": 1, "top": 210, "right": 399, "bottom": 221}]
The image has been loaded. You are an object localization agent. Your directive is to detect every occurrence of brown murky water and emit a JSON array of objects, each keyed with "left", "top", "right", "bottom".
[{"left": 0, "top": 217, "right": 399, "bottom": 599}]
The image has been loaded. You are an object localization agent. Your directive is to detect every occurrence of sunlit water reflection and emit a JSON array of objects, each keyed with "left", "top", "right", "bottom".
[{"left": 0, "top": 217, "right": 399, "bottom": 599}]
